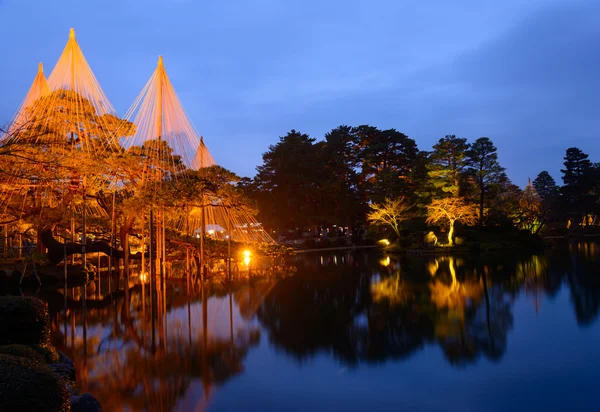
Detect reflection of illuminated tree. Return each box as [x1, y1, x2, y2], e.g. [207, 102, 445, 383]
[371, 274, 412, 307]
[428, 257, 483, 364]
[257, 257, 435, 365]
[256, 254, 519, 368]
[515, 255, 547, 313]
[527, 243, 600, 326]
[235, 279, 279, 320]
[42, 241, 600, 410]
[426, 257, 514, 365]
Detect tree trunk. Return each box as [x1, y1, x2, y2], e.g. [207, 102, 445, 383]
[37, 226, 46, 254]
[479, 178, 484, 227]
[481, 268, 495, 349]
[392, 224, 401, 240]
[119, 216, 135, 278]
[448, 220, 455, 246]
[121, 228, 130, 280]
[40, 229, 143, 266]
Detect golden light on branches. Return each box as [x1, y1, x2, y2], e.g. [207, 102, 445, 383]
[515, 179, 543, 233]
[0, 28, 273, 251]
[119, 56, 272, 242]
[426, 198, 477, 246]
[367, 197, 413, 239]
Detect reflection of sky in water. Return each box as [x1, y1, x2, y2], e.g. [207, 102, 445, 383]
[52, 244, 600, 411]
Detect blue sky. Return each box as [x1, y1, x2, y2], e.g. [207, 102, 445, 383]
[1, 0, 599, 186]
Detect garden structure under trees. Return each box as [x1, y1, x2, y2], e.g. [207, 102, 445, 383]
[0, 29, 276, 289]
[2, 29, 599, 278]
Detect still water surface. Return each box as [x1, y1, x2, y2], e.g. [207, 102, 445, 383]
[42, 242, 600, 411]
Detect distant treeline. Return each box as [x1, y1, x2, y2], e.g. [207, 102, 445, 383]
[239, 125, 597, 236]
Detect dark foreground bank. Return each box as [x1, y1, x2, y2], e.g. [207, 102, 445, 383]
[0, 295, 101, 412]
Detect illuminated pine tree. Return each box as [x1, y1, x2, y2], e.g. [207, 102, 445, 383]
[427, 135, 470, 198]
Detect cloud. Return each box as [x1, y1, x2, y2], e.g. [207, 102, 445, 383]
[1, 0, 596, 185]
[382, 0, 600, 183]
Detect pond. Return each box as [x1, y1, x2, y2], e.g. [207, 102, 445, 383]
[39, 241, 600, 411]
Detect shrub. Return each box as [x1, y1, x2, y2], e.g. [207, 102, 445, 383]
[0, 354, 70, 412]
[0, 344, 46, 363]
[424, 231, 438, 247]
[0, 297, 51, 346]
[29, 344, 61, 364]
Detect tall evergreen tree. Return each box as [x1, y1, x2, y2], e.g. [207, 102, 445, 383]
[561, 148, 591, 187]
[411, 150, 434, 212]
[560, 147, 595, 223]
[359, 128, 418, 203]
[466, 137, 505, 225]
[532, 171, 559, 202]
[427, 135, 470, 198]
[323, 125, 362, 229]
[253, 130, 326, 231]
[532, 170, 560, 224]
[348, 125, 380, 212]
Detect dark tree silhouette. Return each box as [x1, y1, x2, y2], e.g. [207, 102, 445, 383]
[466, 137, 505, 226]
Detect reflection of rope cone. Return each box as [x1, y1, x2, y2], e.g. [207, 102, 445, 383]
[64, 285, 260, 411]
[235, 280, 278, 319]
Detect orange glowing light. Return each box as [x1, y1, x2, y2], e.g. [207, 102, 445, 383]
[242, 250, 251, 267]
[380, 256, 391, 267]
[140, 272, 148, 283]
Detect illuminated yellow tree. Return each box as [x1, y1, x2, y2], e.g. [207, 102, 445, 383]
[367, 197, 413, 239]
[426, 198, 478, 246]
[514, 179, 544, 233]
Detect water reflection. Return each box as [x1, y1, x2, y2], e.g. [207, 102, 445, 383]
[37, 242, 600, 410]
[45, 281, 270, 411]
[257, 244, 600, 367]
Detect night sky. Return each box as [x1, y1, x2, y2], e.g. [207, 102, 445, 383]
[1, 0, 598, 186]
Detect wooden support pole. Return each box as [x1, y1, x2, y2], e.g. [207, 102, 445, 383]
[149, 208, 156, 353]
